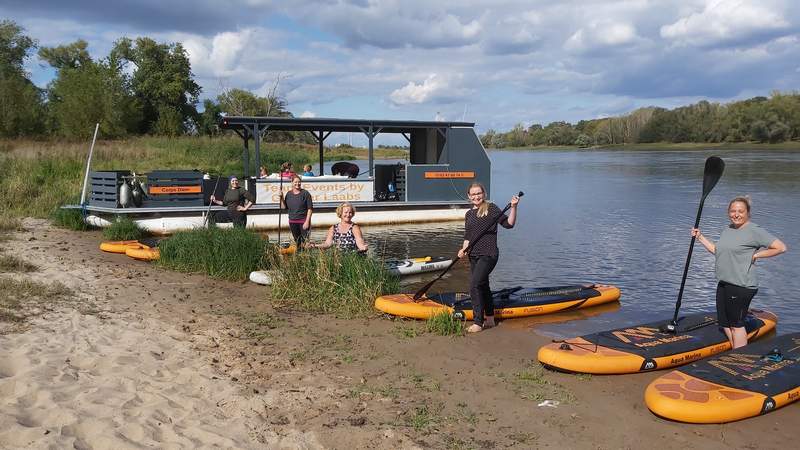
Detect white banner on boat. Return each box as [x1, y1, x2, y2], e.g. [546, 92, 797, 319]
[255, 179, 374, 204]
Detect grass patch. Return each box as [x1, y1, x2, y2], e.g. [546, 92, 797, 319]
[406, 403, 442, 433]
[426, 311, 465, 336]
[0, 254, 38, 272]
[51, 208, 89, 231]
[270, 249, 400, 318]
[394, 322, 422, 339]
[157, 227, 271, 280]
[103, 216, 146, 241]
[0, 278, 74, 324]
[0, 215, 22, 232]
[507, 363, 576, 404]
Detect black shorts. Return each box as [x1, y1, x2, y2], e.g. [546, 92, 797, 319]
[715, 281, 758, 328]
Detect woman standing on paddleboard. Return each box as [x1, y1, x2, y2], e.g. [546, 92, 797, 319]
[692, 196, 786, 348]
[458, 183, 520, 333]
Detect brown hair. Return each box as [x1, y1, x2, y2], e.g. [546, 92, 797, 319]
[467, 182, 489, 218]
[336, 202, 356, 218]
[728, 196, 751, 213]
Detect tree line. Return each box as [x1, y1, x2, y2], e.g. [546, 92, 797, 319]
[482, 94, 800, 148]
[1, 20, 307, 141]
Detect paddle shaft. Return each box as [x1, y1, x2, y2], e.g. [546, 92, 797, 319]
[203, 175, 223, 228]
[413, 192, 522, 301]
[672, 199, 706, 321]
[670, 157, 724, 327]
[278, 174, 284, 245]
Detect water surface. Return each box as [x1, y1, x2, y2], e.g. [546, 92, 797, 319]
[309, 149, 800, 337]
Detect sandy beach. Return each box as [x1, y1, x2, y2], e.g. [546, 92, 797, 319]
[1, 219, 797, 449]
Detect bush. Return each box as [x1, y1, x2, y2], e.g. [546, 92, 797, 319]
[157, 227, 271, 280]
[426, 311, 465, 336]
[270, 249, 400, 318]
[51, 208, 89, 231]
[102, 216, 145, 241]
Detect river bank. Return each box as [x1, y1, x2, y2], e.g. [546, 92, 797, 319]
[1, 220, 797, 449]
[491, 141, 800, 151]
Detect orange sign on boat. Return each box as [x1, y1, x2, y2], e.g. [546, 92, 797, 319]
[424, 171, 475, 179]
[149, 185, 202, 194]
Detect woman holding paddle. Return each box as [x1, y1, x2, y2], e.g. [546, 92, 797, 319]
[692, 196, 786, 349]
[458, 183, 520, 333]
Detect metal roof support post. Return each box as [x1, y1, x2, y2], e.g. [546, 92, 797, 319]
[242, 126, 251, 178]
[360, 126, 382, 177]
[253, 123, 260, 177]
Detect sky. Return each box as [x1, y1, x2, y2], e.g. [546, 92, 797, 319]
[3, 0, 799, 143]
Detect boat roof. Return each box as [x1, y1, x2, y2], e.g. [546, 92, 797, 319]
[219, 116, 475, 133]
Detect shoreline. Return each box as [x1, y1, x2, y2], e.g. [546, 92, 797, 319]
[489, 141, 800, 151]
[1, 220, 798, 448]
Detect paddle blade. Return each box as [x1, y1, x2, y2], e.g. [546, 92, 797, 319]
[701, 156, 725, 198]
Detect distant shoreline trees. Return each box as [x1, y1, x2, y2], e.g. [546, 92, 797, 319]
[481, 93, 800, 148]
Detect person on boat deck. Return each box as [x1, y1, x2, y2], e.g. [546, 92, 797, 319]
[302, 164, 315, 177]
[313, 202, 368, 252]
[258, 166, 269, 179]
[282, 175, 313, 249]
[209, 176, 253, 228]
[692, 196, 786, 349]
[280, 162, 296, 179]
[458, 183, 520, 333]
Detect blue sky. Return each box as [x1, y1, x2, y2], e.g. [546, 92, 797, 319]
[3, 0, 799, 142]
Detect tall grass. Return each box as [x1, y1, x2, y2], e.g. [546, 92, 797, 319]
[270, 249, 400, 318]
[0, 278, 74, 323]
[51, 208, 90, 231]
[102, 216, 146, 241]
[426, 311, 465, 336]
[157, 227, 272, 280]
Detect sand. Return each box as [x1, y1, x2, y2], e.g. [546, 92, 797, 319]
[1, 219, 797, 449]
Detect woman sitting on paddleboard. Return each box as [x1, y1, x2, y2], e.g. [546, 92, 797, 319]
[458, 183, 520, 333]
[692, 196, 786, 348]
[314, 202, 368, 252]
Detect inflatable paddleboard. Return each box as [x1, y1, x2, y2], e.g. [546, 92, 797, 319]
[538, 309, 777, 374]
[375, 284, 620, 320]
[645, 332, 800, 423]
[99, 240, 146, 254]
[384, 256, 452, 276]
[126, 246, 160, 261]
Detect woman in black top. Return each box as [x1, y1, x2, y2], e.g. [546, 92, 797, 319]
[457, 183, 520, 333]
[210, 176, 254, 228]
[281, 175, 313, 249]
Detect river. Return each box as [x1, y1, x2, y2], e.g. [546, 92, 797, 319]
[312, 149, 800, 337]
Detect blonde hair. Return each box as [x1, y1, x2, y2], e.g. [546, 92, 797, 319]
[467, 182, 489, 218]
[303, 164, 312, 171]
[729, 196, 752, 213]
[336, 202, 356, 218]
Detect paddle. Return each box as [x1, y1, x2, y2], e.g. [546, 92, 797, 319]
[412, 191, 524, 301]
[663, 156, 725, 332]
[202, 174, 223, 228]
[277, 172, 285, 246]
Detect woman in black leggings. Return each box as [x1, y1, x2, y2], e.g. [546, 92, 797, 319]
[457, 183, 520, 333]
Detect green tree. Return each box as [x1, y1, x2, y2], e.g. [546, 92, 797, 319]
[111, 37, 201, 135]
[0, 20, 45, 137]
[40, 40, 141, 138]
[197, 99, 222, 136]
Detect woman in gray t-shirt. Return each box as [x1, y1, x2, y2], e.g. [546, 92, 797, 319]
[692, 196, 786, 349]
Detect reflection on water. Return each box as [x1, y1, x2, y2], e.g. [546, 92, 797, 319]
[300, 150, 800, 338]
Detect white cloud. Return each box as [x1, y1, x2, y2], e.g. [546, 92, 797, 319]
[389, 74, 472, 105]
[564, 21, 639, 53]
[661, 0, 791, 47]
[299, 110, 316, 118]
